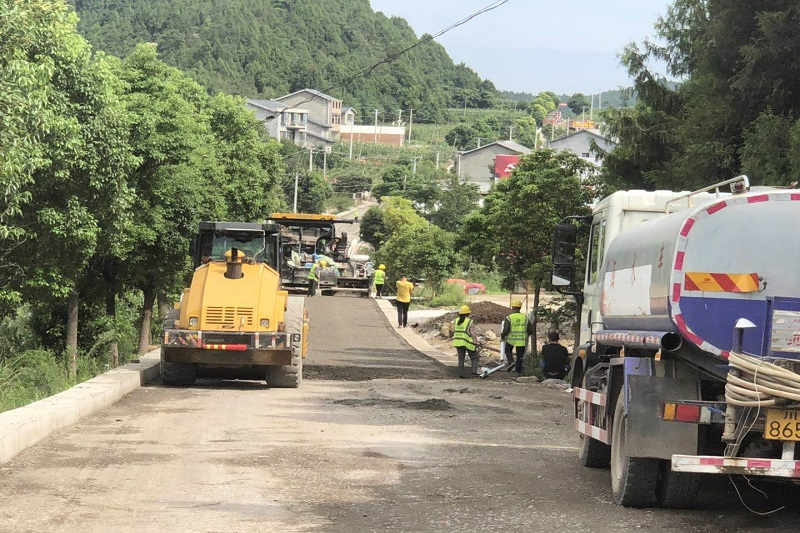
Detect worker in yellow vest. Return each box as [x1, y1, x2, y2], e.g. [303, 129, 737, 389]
[374, 264, 386, 298]
[308, 260, 326, 297]
[501, 299, 533, 374]
[452, 305, 480, 378]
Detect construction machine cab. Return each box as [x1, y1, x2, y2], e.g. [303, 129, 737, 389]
[193, 222, 281, 270]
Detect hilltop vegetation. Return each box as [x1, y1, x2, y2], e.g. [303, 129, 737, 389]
[71, 0, 495, 123]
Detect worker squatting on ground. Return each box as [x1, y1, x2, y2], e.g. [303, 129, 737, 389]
[540, 331, 571, 380]
[501, 300, 533, 374]
[374, 264, 386, 298]
[308, 259, 326, 297]
[395, 275, 414, 328]
[452, 305, 480, 378]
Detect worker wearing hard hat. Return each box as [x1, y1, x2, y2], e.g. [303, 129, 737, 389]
[374, 264, 386, 298]
[501, 299, 533, 374]
[308, 259, 326, 297]
[453, 305, 480, 378]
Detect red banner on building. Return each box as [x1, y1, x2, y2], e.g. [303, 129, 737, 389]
[495, 154, 521, 179]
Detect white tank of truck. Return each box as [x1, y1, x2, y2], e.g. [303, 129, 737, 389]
[597, 187, 800, 361]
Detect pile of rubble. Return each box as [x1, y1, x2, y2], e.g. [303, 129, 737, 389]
[416, 301, 512, 334]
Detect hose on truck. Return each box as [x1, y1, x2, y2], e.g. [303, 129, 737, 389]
[725, 352, 800, 407]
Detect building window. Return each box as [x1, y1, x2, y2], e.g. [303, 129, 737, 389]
[581, 152, 590, 158]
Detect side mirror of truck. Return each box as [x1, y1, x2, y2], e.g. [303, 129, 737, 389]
[551, 265, 574, 287]
[552, 223, 578, 265]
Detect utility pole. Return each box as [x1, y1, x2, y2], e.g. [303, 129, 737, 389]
[293, 173, 299, 213]
[509, 126, 513, 141]
[477, 137, 481, 149]
[398, 109, 403, 126]
[403, 175, 407, 190]
[374, 109, 379, 144]
[308, 147, 313, 172]
[590, 95, 594, 121]
[412, 157, 418, 176]
[435, 151, 440, 170]
[348, 125, 354, 159]
[407, 108, 413, 142]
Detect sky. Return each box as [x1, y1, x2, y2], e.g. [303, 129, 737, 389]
[369, 0, 673, 95]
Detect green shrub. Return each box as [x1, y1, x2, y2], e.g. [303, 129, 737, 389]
[429, 283, 466, 308]
[324, 193, 355, 213]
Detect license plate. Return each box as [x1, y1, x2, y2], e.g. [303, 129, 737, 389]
[764, 409, 800, 441]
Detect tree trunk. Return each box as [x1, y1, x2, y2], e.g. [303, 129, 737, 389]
[106, 290, 119, 368]
[138, 286, 156, 356]
[67, 288, 79, 380]
[531, 283, 541, 358]
[157, 291, 170, 318]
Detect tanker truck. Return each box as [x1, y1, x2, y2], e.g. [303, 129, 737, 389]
[552, 176, 800, 508]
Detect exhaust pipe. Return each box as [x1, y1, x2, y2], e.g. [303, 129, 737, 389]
[224, 248, 244, 279]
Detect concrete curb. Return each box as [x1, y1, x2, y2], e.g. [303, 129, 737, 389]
[374, 298, 457, 369]
[0, 349, 161, 463]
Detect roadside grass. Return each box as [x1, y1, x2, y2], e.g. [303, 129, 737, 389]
[0, 350, 108, 413]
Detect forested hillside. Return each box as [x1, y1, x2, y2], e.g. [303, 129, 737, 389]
[71, 0, 496, 123]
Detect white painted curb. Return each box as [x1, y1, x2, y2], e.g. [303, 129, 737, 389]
[0, 349, 161, 463]
[374, 298, 456, 369]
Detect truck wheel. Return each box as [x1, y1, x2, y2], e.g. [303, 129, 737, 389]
[161, 359, 197, 386]
[163, 308, 180, 331]
[578, 376, 610, 468]
[267, 296, 304, 388]
[657, 461, 700, 508]
[610, 387, 659, 507]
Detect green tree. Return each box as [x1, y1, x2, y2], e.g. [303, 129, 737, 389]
[381, 196, 427, 236]
[376, 224, 458, 292]
[5, 4, 137, 376]
[208, 93, 285, 221]
[568, 93, 590, 116]
[359, 206, 389, 250]
[280, 171, 333, 214]
[477, 150, 595, 353]
[111, 44, 226, 356]
[603, 0, 800, 190]
[428, 175, 480, 232]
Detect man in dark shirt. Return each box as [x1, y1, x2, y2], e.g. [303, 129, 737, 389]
[541, 331, 571, 380]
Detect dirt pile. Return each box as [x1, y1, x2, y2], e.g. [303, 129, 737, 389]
[416, 301, 512, 334]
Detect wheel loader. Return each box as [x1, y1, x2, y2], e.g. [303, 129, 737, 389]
[161, 222, 308, 387]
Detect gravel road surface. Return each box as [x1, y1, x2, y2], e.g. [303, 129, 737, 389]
[1, 297, 799, 532]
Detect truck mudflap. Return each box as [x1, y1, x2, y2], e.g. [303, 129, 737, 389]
[162, 329, 295, 365]
[672, 444, 800, 478]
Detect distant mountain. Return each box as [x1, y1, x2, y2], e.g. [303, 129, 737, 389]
[71, 0, 495, 123]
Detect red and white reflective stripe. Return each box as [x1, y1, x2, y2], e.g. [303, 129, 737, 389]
[670, 192, 800, 359]
[574, 387, 606, 406]
[575, 419, 609, 444]
[672, 454, 800, 478]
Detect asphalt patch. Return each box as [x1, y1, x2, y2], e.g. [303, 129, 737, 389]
[333, 397, 452, 411]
